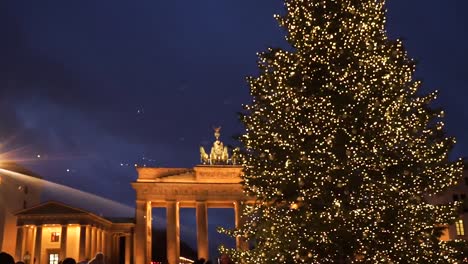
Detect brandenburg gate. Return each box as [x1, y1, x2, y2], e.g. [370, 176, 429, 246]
[132, 128, 252, 264]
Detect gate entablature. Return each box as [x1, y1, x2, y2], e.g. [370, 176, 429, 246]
[135, 165, 242, 183]
[133, 165, 245, 207]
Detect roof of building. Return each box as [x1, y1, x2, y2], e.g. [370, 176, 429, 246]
[0, 161, 42, 179]
[16, 201, 89, 215]
[15, 201, 135, 227]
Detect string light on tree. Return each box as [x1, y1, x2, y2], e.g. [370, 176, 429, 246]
[219, 0, 464, 263]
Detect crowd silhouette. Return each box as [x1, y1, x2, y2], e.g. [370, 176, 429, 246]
[0, 252, 106, 264]
[0, 251, 235, 264]
[0, 252, 15, 264]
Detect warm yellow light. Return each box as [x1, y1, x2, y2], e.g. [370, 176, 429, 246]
[456, 220, 465, 236]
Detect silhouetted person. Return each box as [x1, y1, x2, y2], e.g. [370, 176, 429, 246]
[88, 253, 104, 264]
[62, 258, 77, 264]
[0, 252, 15, 264]
[16, 261, 25, 264]
[205, 260, 213, 264]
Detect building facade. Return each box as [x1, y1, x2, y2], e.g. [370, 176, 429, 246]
[428, 168, 468, 241]
[15, 201, 134, 264]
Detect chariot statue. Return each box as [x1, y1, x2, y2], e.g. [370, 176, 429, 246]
[200, 127, 237, 165]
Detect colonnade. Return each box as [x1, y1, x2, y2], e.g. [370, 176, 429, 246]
[78, 225, 109, 261]
[110, 233, 133, 264]
[132, 165, 250, 264]
[135, 200, 246, 264]
[14, 224, 130, 264]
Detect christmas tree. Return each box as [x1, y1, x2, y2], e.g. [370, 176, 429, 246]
[221, 0, 464, 263]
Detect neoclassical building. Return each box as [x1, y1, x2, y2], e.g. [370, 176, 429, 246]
[15, 201, 134, 264]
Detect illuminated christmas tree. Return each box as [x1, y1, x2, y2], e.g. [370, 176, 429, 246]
[222, 0, 464, 263]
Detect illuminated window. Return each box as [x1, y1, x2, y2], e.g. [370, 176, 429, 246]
[51, 232, 60, 242]
[456, 220, 465, 236]
[49, 253, 59, 264]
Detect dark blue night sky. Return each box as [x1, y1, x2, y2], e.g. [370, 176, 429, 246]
[1, 0, 468, 258]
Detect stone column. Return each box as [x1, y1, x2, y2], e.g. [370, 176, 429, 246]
[125, 235, 131, 264]
[129, 231, 134, 264]
[60, 225, 68, 259]
[91, 226, 97, 257]
[85, 225, 91, 259]
[146, 201, 152, 262]
[25, 226, 35, 257]
[110, 235, 115, 264]
[99, 229, 104, 253]
[99, 230, 104, 253]
[34, 226, 42, 264]
[234, 201, 248, 250]
[105, 231, 112, 264]
[96, 229, 100, 253]
[166, 201, 180, 264]
[15, 226, 25, 261]
[196, 201, 209, 260]
[135, 200, 151, 264]
[79, 225, 88, 261]
[113, 235, 120, 264]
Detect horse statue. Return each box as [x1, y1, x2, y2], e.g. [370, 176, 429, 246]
[200, 146, 210, 164]
[231, 147, 240, 165]
[222, 146, 229, 162]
